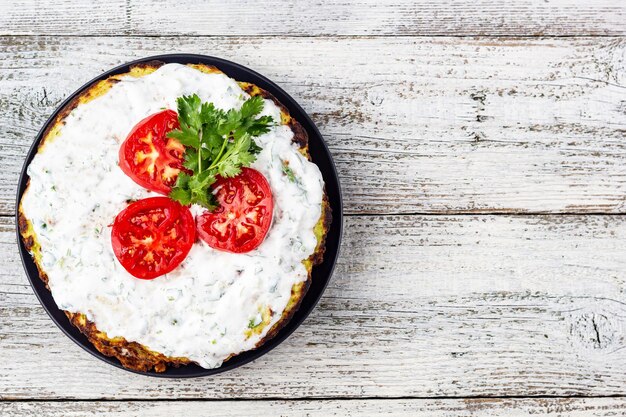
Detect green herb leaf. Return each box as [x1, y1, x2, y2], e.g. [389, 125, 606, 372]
[169, 187, 192, 206]
[249, 139, 262, 155]
[167, 94, 274, 209]
[282, 161, 297, 183]
[167, 123, 201, 148]
[219, 159, 241, 178]
[240, 95, 265, 119]
[237, 150, 256, 166]
[247, 115, 274, 136]
[176, 95, 203, 129]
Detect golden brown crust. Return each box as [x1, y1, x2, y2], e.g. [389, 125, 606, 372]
[18, 62, 331, 373]
[65, 311, 190, 372]
[18, 203, 49, 287]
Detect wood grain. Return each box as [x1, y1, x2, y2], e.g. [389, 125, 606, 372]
[1, 0, 624, 36]
[1, 36, 625, 215]
[3, 213, 626, 399]
[0, 0, 127, 36]
[2, 398, 626, 416]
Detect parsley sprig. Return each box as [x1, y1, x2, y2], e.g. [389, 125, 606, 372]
[167, 94, 273, 209]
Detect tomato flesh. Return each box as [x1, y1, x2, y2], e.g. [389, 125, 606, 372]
[111, 197, 195, 279]
[119, 109, 184, 194]
[197, 168, 273, 253]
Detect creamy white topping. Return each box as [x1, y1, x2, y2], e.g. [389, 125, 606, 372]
[21, 64, 324, 368]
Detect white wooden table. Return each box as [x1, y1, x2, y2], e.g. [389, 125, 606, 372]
[2, 1, 626, 415]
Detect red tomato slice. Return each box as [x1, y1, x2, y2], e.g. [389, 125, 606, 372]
[197, 168, 274, 253]
[111, 197, 195, 279]
[119, 109, 184, 194]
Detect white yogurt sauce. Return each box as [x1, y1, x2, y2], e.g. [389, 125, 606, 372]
[21, 64, 324, 368]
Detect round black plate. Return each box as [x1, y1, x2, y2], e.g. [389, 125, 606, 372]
[15, 54, 343, 377]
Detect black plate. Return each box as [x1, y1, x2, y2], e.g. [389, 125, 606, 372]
[15, 54, 343, 377]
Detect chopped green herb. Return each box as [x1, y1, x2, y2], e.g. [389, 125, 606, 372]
[167, 296, 175, 301]
[167, 94, 273, 209]
[171, 319, 178, 325]
[248, 314, 263, 329]
[281, 161, 297, 182]
[211, 339, 217, 345]
[50, 185, 56, 191]
[41, 222, 47, 229]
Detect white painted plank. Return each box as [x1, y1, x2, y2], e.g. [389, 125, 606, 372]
[0, 0, 127, 35]
[128, 0, 626, 36]
[1, 36, 626, 215]
[1, 0, 625, 36]
[1, 398, 625, 416]
[2, 214, 626, 398]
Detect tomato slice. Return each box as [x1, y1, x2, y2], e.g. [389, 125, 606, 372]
[119, 109, 184, 194]
[197, 168, 274, 253]
[111, 197, 195, 279]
